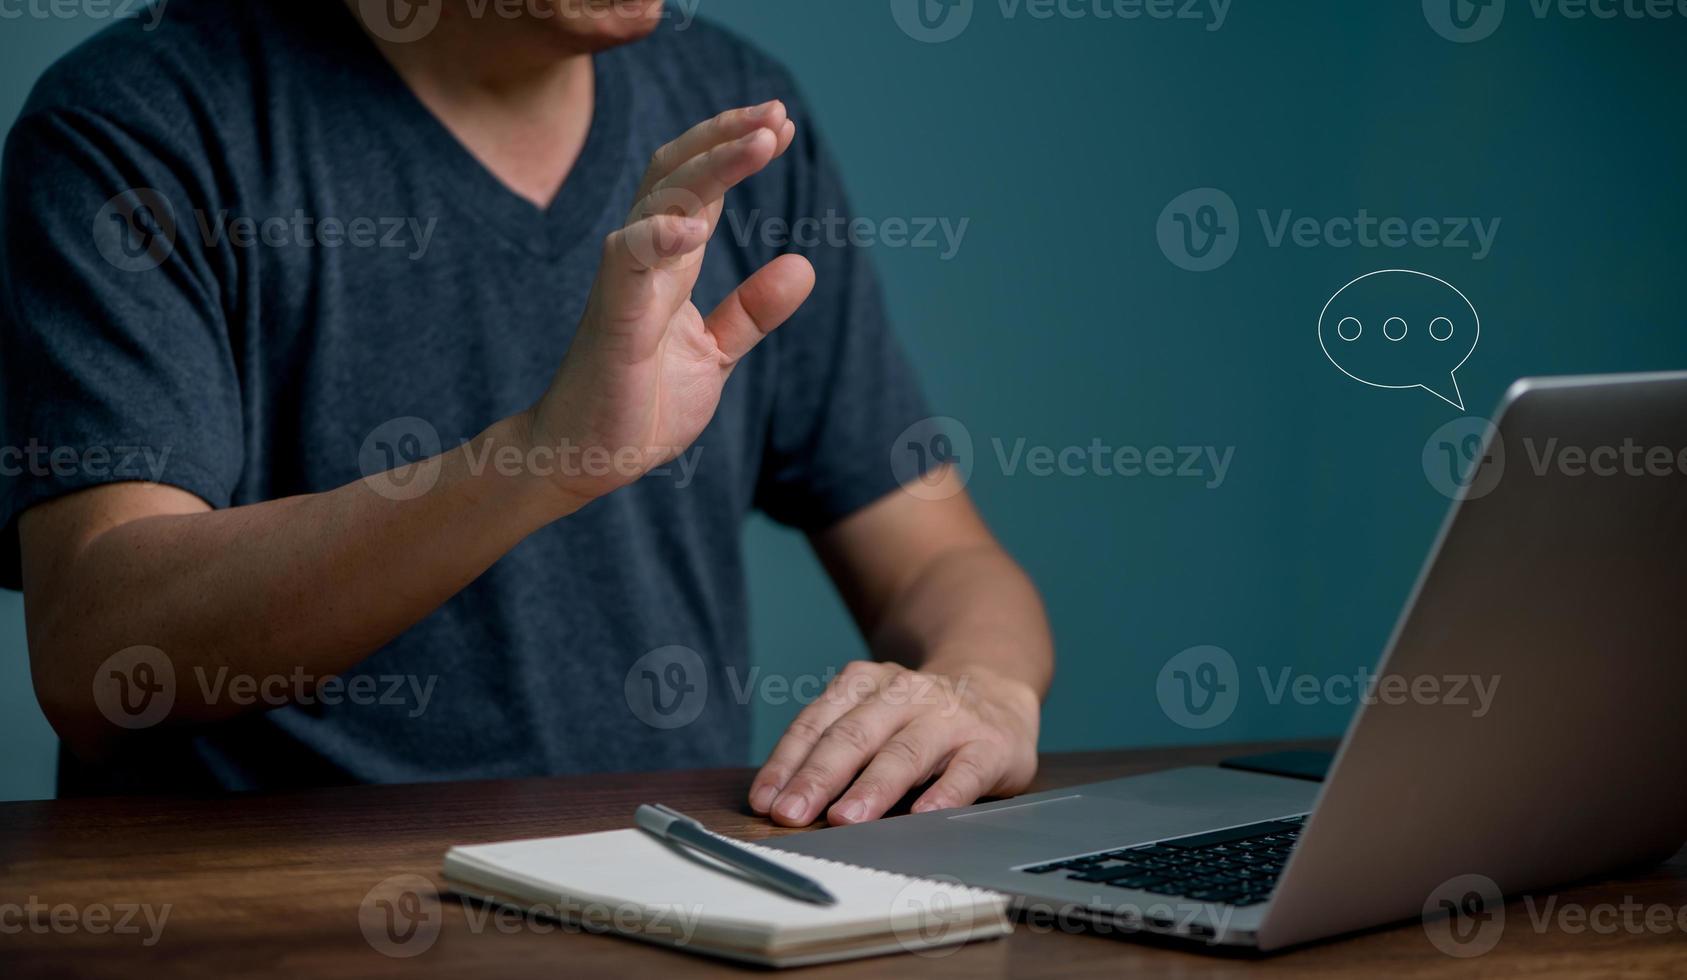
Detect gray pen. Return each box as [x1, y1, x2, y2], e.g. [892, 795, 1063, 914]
[634, 804, 838, 906]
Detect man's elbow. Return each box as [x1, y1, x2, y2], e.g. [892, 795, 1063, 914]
[26, 620, 138, 763]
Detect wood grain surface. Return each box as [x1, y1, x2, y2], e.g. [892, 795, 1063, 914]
[3, 740, 1682, 978]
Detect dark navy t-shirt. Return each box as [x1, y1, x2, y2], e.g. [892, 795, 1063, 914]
[0, 0, 930, 793]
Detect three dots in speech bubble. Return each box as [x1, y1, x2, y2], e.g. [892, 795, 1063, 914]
[1318, 269, 1480, 410]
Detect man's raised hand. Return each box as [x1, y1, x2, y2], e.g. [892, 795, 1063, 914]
[525, 101, 813, 510]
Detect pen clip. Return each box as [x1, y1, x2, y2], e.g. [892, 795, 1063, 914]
[636, 802, 705, 838]
[649, 803, 697, 826]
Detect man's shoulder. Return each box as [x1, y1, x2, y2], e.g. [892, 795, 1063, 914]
[19, 0, 267, 125]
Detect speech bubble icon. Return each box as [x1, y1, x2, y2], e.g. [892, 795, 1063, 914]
[1318, 269, 1479, 410]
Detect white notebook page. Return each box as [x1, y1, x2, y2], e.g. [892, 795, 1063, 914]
[444, 827, 1010, 958]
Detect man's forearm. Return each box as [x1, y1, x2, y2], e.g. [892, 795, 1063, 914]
[24, 413, 570, 755]
[867, 543, 1054, 698]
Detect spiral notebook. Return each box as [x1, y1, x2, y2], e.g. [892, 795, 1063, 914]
[441, 827, 1012, 967]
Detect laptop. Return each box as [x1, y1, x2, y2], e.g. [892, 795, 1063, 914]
[767, 371, 1687, 950]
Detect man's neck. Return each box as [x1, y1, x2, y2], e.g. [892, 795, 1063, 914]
[355, 6, 596, 209]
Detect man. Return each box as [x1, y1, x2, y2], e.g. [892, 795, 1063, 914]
[0, 0, 1052, 827]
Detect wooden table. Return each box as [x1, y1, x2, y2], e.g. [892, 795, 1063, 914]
[3, 741, 1683, 977]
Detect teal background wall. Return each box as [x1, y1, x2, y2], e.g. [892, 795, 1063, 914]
[2, 2, 1684, 800]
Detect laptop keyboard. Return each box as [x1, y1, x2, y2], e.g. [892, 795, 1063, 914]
[1018, 814, 1308, 908]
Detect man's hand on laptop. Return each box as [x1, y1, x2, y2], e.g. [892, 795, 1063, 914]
[750, 660, 1040, 826]
[523, 101, 813, 512]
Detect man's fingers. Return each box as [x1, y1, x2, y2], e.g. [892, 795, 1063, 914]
[911, 741, 1003, 815]
[770, 697, 915, 827]
[705, 253, 815, 363]
[591, 213, 711, 333]
[636, 100, 788, 201]
[631, 126, 779, 227]
[611, 213, 711, 274]
[749, 662, 886, 815]
[826, 720, 950, 825]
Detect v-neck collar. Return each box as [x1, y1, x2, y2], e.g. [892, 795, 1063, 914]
[321, 0, 635, 260]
